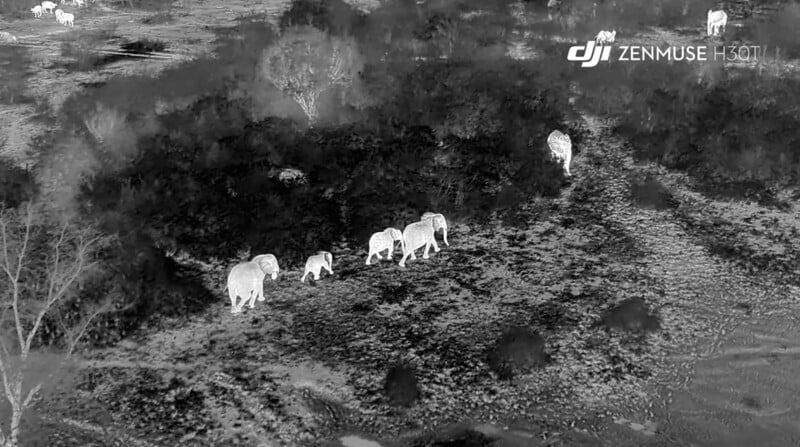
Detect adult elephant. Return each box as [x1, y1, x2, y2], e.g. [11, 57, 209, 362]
[226, 254, 280, 314]
[398, 219, 439, 268]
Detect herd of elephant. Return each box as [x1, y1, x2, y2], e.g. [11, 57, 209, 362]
[225, 129, 573, 314]
[225, 212, 450, 314]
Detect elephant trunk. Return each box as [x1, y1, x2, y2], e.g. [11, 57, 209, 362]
[443, 226, 449, 246]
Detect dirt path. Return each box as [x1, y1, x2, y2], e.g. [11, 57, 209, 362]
[569, 111, 800, 445]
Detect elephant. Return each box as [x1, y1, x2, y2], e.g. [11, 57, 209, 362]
[707, 9, 727, 37]
[398, 219, 439, 268]
[301, 251, 333, 282]
[595, 30, 616, 45]
[547, 130, 572, 177]
[226, 254, 280, 314]
[420, 212, 449, 246]
[366, 228, 404, 265]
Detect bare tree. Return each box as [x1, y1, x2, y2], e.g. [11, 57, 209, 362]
[259, 26, 363, 125]
[0, 202, 120, 447]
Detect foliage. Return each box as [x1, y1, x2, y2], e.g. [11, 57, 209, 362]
[0, 46, 34, 106]
[0, 203, 119, 446]
[384, 363, 420, 407]
[259, 26, 365, 124]
[599, 298, 661, 333]
[278, 0, 367, 37]
[0, 162, 35, 209]
[629, 174, 677, 210]
[485, 326, 549, 380]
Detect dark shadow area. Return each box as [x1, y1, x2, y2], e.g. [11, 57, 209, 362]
[55, 38, 169, 71]
[598, 297, 661, 333]
[629, 174, 678, 210]
[384, 363, 420, 407]
[485, 326, 549, 380]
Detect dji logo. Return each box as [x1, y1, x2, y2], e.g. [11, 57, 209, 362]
[567, 41, 612, 68]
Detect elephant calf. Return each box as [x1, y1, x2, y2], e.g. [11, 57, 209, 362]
[547, 130, 572, 177]
[366, 228, 403, 265]
[226, 254, 280, 314]
[302, 251, 334, 282]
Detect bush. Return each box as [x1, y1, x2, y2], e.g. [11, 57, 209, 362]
[0, 45, 34, 105]
[620, 69, 800, 200]
[485, 326, 549, 380]
[599, 298, 661, 333]
[0, 161, 36, 208]
[383, 363, 420, 407]
[629, 174, 677, 210]
[278, 0, 367, 36]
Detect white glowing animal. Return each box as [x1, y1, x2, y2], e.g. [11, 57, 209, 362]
[226, 254, 280, 314]
[0, 32, 17, 43]
[55, 8, 63, 23]
[547, 130, 572, 177]
[366, 228, 403, 265]
[398, 219, 439, 268]
[61, 11, 74, 26]
[420, 212, 449, 246]
[301, 251, 333, 282]
[707, 9, 727, 37]
[595, 30, 616, 45]
[40, 1, 56, 13]
[74, 0, 84, 7]
[31, 5, 43, 17]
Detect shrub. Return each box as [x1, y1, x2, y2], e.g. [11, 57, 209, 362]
[485, 326, 549, 380]
[278, 0, 367, 36]
[599, 298, 661, 333]
[383, 363, 420, 407]
[629, 174, 677, 210]
[0, 160, 36, 208]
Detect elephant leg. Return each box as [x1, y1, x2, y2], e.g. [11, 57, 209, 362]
[314, 269, 320, 280]
[399, 252, 409, 267]
[230, 295, 240, 314]
[423, 242, 431, 259]
[301, 271, 309, 283]
[387, 247, 393, 258]
[432, 236, 440, 253]
[247, 292, 256, 308]
[366, 252, 373, 265]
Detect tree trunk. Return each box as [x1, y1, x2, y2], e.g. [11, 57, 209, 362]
[7, 407, 21, 447]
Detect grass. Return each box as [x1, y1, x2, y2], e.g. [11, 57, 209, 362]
[141, 11, 173, 24]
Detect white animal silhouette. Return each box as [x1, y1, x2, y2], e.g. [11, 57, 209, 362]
[61, 11, 74, 26]
[226, 254, 280, 314]
[74, 0, 85, 7]
[301, 251, 333, 282]
[40, 1, 56, 13]
[31, 5, 43, 17]
[366, 228, 403, 265]
[707, 9, 727, 36]
[595, 30, 616, 45]
[55, 8, 64, 23]
[547, 130, 572, 177]
[0, 32, 17, 43]
[399, 219, 439, 268]
[420, 212, 449, 246]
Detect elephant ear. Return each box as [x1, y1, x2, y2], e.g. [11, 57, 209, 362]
[253, 255, 277, 274]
